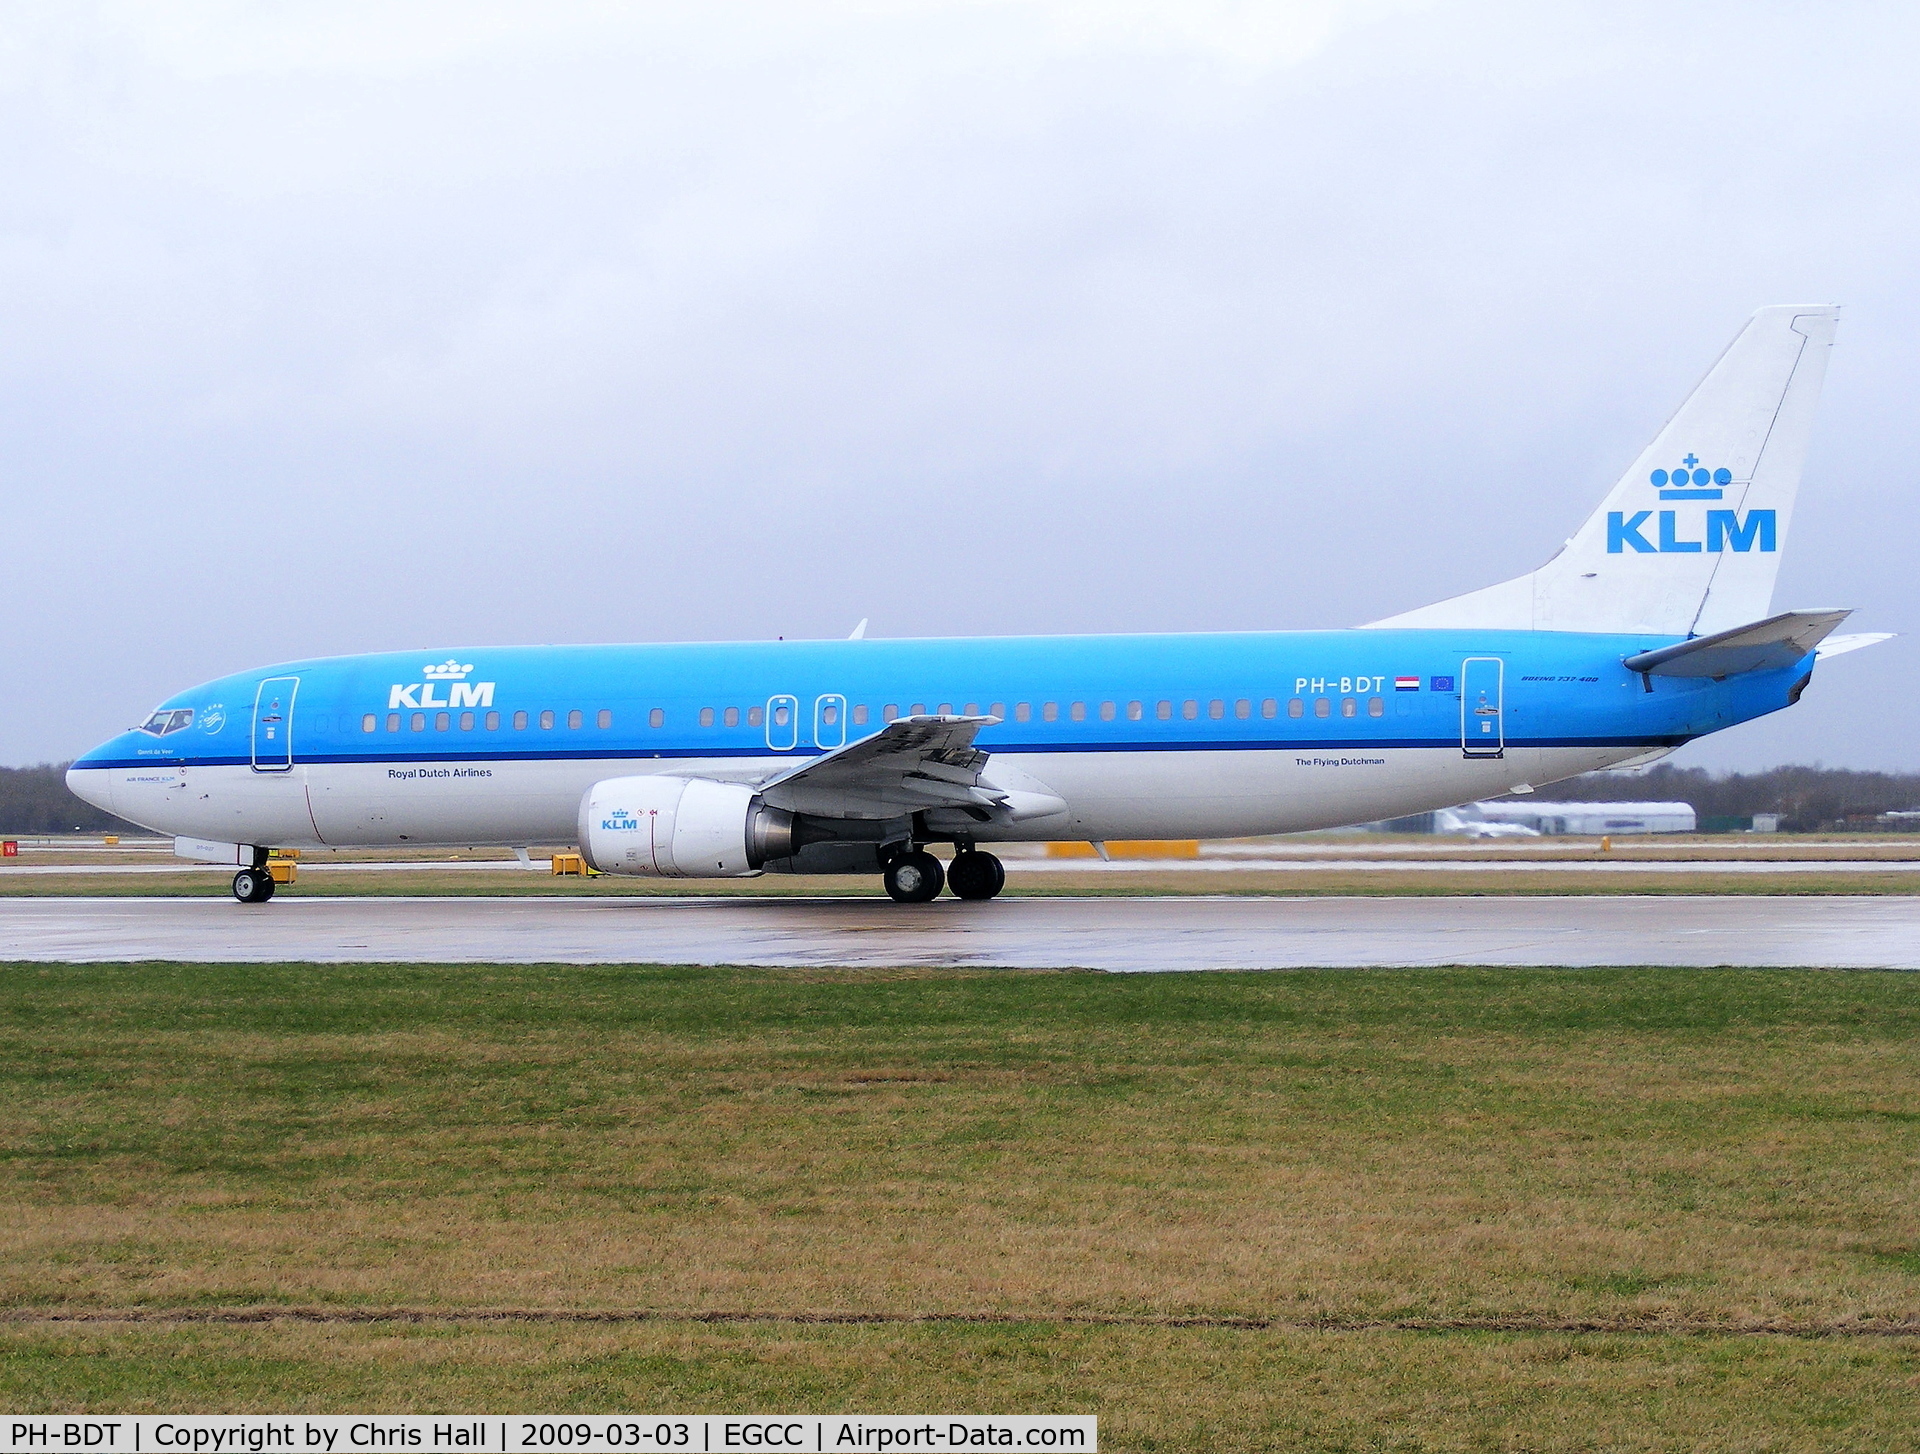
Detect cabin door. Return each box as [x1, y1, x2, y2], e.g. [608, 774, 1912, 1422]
[1460, 657, 1504, 759]
[251, 676, 299, 772]
[765, 695, 800, 751]
[814, 694, 847, 750]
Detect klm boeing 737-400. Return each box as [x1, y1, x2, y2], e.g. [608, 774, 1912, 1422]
[68, 305, 1890, 904]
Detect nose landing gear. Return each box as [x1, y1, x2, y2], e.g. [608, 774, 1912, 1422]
[231, 867, 275, 904]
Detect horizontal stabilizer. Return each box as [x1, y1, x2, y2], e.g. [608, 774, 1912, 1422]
[1623, 609, 1850, 679]
[1815, 632, 1895, 660]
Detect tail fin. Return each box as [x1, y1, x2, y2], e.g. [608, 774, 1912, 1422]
[1367, 305, 1840, 636]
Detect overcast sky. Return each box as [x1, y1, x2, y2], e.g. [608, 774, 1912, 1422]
[4, 0, 1915, 771]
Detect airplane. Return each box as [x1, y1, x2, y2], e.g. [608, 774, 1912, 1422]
[68, 304, 1890, 905]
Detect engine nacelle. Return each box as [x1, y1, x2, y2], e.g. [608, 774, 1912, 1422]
[578, 775, 794, 878]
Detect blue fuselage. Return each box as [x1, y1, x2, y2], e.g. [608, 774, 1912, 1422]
[68, 627, 1811, 852]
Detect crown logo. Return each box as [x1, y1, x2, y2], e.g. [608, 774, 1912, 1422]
[1651, 453, 1732, 500]
[422, 659, 474, 680]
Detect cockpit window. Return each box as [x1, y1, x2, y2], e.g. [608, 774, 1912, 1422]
[139, 708, 195, 736]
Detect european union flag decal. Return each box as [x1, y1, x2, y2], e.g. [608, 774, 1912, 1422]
[1430, 675, 1455, 692]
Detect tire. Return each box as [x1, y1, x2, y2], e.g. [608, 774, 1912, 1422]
[883, 850, 945, 904]
[947, 851, 1005, 901]
[231, 868, 274, 904]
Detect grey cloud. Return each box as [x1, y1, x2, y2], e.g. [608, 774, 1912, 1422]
[2, 0, 1913, 770]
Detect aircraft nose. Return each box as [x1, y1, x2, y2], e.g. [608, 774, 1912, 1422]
[66, 758, 116, 815]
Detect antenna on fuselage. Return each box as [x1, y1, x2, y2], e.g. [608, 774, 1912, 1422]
[848, 618, 869, 640]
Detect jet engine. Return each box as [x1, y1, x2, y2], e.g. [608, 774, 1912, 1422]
[578, 775, 796, 878]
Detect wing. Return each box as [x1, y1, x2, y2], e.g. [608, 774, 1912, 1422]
[757, 715, 1006, 819]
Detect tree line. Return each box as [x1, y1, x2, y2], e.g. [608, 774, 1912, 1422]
[1514, 763, 1920, 832]
[0, 764, 147, 835]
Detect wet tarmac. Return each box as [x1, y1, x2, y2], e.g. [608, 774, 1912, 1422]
[3, 894, 1917, 970]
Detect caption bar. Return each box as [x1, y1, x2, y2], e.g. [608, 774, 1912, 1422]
[3, 1420, 1095, 1454]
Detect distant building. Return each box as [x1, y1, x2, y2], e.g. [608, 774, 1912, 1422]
[1468, 801, 1698, 835]
[1378, 801, 1699, 836]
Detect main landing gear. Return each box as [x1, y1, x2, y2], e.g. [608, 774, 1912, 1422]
[881, 847, 1005, 903]
[946, 849, 1006, 901]
[231, 867, 275, 904]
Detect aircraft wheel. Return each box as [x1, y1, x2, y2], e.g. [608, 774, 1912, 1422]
[883, 850, 945, 904]
[947, 850, 1005, 901]
[232, 868, 275, 904]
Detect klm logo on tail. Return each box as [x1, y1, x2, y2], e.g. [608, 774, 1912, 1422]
[1608, 509, 1775, 554]
[1610, 452, 1774, 554]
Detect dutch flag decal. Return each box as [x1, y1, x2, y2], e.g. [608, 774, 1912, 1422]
[1394, 676, 1421, 691]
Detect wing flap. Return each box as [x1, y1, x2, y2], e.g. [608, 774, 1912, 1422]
[759, 714, 1005, 820]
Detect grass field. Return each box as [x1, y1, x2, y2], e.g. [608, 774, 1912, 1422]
[5, 961, 1920, 1447]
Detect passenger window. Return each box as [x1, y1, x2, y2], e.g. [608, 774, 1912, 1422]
[568, 709, 583, 729]
[514, 711, 528, 730]
[599, 709, 614, 728]
[964, 702, 979, 716]
[884, 704, 900, 721]
[1043, 702, 1059, 722]
[387, 712, 401, 732]
[1070, 702, 1086, 722]
[1015, 702, 1032, 722]
[312, 714, 329, 734]
[700, 707, 715, 727]
[1314, 698, 1331, 719]
[989, 702, 1005, 720]
[485, 711, 500, 730]
[1208, 700, 1225, 720]
[1368, 696, 1385, 717]
[748, 706, 763, 726]
[774, 703, 791, 726]
[723, 707, 738, 727]
[411, 713, 426, 731]
[1341, 697, 1358, 718]
[459, 711, 474, 730]
[937, 702, 952, 716]
[822, 703, 839, 725]
[1157, 701, 1172, 721]
[362, 714, 377, 733]
[1287, 698, 1304, 719]
[435, 712, 450, 731]
[1126, 701, 1143, 721]
[853, 705, 869, 725]
[1099, 701, 1116, 721]
[910, 703, 926, 716]
[648, 708, 664, 728]
[1182, 700, 1198, 720]
[1235, 699, 1251, 719]
[540, 710, 555, 729]
[1262, 698, 1277, 718]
